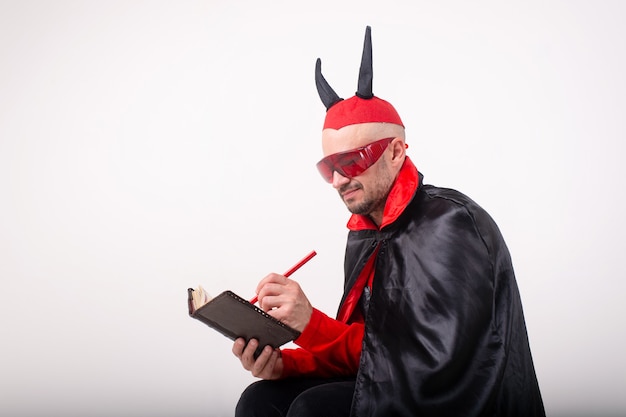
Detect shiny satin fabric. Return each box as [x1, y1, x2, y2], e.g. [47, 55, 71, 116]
[340, 178, 545, 416]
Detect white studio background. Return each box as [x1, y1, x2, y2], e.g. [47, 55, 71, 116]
[1, 1, 624, 416]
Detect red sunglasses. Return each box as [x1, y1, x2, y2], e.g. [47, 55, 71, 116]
[316, 137, 395, 183]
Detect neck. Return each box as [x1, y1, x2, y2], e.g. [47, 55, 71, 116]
[369, 209, 383, 228]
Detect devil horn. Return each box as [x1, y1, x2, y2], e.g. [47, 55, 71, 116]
[356, 26, 373, 99]
[315, 58, 343, 110]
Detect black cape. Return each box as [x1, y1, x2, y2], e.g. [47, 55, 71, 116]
[340, 174, 545, 416]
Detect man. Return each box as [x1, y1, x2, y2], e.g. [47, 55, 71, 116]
[233, 26, 545, 417]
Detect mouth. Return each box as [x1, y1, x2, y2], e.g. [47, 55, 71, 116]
[340, 186, 361, 201]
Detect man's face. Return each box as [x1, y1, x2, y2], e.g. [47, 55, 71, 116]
[334, 156, 394, 217]
[321, 123, 399, 219]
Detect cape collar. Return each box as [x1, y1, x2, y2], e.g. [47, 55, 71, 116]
[346, 156, 420, 231]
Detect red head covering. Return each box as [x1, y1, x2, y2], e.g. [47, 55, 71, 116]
[323, 95, 404, 130]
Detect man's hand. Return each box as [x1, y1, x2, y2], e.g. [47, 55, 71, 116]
[255, 273, 313, 332]
[232, 338, 283, 380]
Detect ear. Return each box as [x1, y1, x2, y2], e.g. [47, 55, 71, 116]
[389, 138, 407, 167]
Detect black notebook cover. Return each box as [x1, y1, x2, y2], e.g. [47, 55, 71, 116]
[188, 289, 301, 357]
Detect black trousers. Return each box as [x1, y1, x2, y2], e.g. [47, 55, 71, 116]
[235, 377, 356, 417]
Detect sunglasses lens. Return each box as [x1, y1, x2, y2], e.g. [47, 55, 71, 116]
[316, 160, 334, 183]
[316, 137, 394, 183]
[336, 153, 367, 178]
[317, 152, 366, 183]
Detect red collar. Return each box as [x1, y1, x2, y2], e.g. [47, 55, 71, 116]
[346, 157, 420, 231]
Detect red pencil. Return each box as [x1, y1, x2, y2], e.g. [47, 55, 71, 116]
[249, 250, 317, 304]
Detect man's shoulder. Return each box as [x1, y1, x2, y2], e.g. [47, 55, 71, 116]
[415, 183, 504, 243]
[419, 183, 479, 209]
[414, 183, 496, 226]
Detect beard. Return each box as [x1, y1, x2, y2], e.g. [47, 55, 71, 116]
[338, 160, 393, 217]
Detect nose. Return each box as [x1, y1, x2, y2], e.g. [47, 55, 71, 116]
[332, 171, 350, 189]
